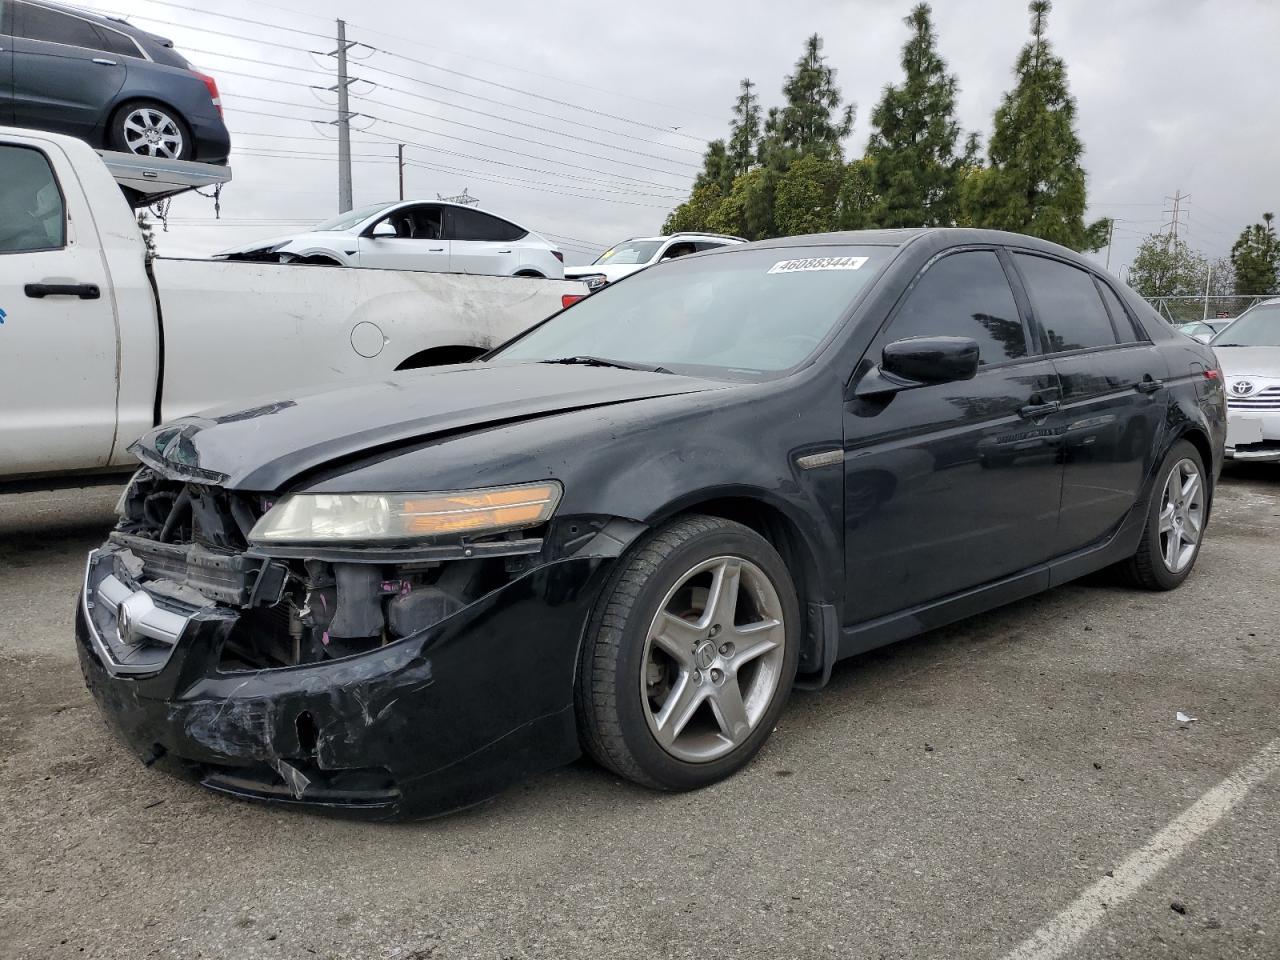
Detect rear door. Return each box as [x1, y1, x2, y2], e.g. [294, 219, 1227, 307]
[1010, 252, 1169, 557]
[0, 139, 118, 474]
[9, 1, 126, 141]
[445, 207, 526, 276]
[843, 247, 1064, 622]
[357, 203, 450, 272]
[0, 3, 15, 124]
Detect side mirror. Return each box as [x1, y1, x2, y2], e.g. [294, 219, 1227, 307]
[855, 336, 980, 398]
[371, 221, 397, 238]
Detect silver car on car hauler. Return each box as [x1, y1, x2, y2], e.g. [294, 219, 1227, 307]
[1213, 299, 1280, 462]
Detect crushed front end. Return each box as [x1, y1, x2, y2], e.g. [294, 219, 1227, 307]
[77, 469, 637, 818]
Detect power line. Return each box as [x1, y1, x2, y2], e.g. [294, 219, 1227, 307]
[350, 91, 697, 176]
[226, 107, 687, 199]
[122, 0, 723, 127]
[402, 158, 672, 210]
[370, 45, 711, 144]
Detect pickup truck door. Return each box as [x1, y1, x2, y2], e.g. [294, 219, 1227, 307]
[9, 1, 127, 142]
[357, 203, 450, 272]
[0, 140, 118, 475]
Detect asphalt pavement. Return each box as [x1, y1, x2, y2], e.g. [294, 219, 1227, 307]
[1, 467, 1277, 960]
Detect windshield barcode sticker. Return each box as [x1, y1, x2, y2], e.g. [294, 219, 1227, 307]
[768, 256, 868, 274]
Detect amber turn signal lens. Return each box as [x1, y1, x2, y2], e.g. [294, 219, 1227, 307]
[401, 483, 561, 536]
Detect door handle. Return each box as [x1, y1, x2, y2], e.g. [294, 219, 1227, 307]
[92, 58, 117, 66]
[496, 249, 512, 254]
[1018, 399, 1060, 419]
[25, 282, 101, 300]
[1135, 376, 1163, 394]
[428, 248, 444, 252]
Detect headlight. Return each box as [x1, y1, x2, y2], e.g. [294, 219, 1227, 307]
[248, 481, 562, 545]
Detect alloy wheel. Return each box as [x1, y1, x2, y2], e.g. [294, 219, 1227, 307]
[1158, 458, 1204, 573]
[641, 556, 787, 763]
[122, 107, 185, 159]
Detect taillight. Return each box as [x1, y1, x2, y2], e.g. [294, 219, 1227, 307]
[561, 294, 586, 309]
[195, 71, 222, 117]
[552, 250, 564, 263]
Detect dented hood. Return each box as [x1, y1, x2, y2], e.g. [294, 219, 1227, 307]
[131, 362, 723, 491]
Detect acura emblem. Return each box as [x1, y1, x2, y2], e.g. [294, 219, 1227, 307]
[1232, 380, 1255, 396]
[116, 601, 134, 646]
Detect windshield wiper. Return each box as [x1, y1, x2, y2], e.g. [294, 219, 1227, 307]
[540, 355, 671, 373]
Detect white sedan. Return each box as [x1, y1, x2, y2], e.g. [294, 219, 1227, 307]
[217, 200, 565, 279]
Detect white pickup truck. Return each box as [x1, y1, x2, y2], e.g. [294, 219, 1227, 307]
[0, 127, 584, 481]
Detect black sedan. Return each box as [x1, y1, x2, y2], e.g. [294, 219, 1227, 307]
[78, 229, 1227, 818]
[0, 0, 229, 163]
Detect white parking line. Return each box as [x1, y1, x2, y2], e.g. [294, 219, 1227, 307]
[1001, 736, 1280, 960]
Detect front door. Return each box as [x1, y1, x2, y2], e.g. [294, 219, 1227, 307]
[0, 140, 118, 475]
[9, 2, 126, 141]
[357, 204, 450, 272]
[843, 248, 1064, 623]
[1010, 253, 1170, 555]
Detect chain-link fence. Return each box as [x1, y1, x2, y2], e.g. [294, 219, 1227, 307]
[1145, 294, 1280, 324]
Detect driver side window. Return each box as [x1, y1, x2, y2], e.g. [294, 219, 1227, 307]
[887, 250, 1028, 365]
[0, 145, 66, 254]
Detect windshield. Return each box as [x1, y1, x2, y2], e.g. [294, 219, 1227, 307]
[311, 202, 392, 233]
[594, 240, 663, 265]
[1213, 304, 1280, 347]
[494, 246, 893, 379]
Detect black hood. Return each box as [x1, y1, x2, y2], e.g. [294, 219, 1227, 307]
[131, 362, 724, 491]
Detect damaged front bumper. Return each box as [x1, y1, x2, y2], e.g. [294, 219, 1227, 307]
[76, 541, 617, 819]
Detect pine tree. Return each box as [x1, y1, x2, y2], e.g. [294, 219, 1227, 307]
[865, 3, 972, 227]
[964, 1, 1105, 250]
[1230, 212, 1280, 294]
[726, 79, 762, 178]
[762, 34, 854, 165]
[692, 139, 732, 195]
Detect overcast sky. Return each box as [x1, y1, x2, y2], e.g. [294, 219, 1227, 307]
[96, 0, 1278, 274]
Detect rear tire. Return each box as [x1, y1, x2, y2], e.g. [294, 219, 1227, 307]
[1120, 439, 1208, 590]
[575, 515, 801, 791]
[110, 100, 192, 161]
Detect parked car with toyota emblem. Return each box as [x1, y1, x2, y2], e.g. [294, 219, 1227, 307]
[1212, 299, 1280, 462]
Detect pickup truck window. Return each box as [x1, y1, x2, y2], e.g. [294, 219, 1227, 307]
[0, 145, 66, 254]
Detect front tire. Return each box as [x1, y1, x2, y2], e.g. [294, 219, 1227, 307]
[1120, 439, 1208, 590]
[576, 515, 801, 791]
[110, 100, 191, 160]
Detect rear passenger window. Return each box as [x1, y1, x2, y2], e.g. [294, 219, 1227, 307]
[95, 26, 143, 58]
[1097, 281, 1144, 343]
[888, 250, 1027, 365]
[1015, 254, 1118, 353]
[0, 145, 66, 253]
[448, 208, 527, 242]
[16, 3, 113, 52]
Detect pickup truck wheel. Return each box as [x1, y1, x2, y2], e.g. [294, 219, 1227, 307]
[110, 100, 191, 161]
[576, 515, 801, 791]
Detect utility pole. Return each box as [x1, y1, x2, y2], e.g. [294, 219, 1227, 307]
[334, 19, 353, 213]
[1162, 190, 1189, 248]
[1104, 218, 1116, 271]
[397, 144, 405, 201]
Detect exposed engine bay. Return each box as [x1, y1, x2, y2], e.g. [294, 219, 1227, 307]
[113, 469, 539, 670]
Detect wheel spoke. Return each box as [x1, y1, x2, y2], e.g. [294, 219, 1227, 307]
[1181, 471, 1201, 504]
[651, 613, 700, 667]
[732, 619, 783, 666]
[708, 677, 751, 744]
[1164, 528, 1179, 569]
[702, 559, 741, 630]
[1185, 511, 1202, 539]
[652, 674, 704, 745]
[1158, 503, 1176, 534]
